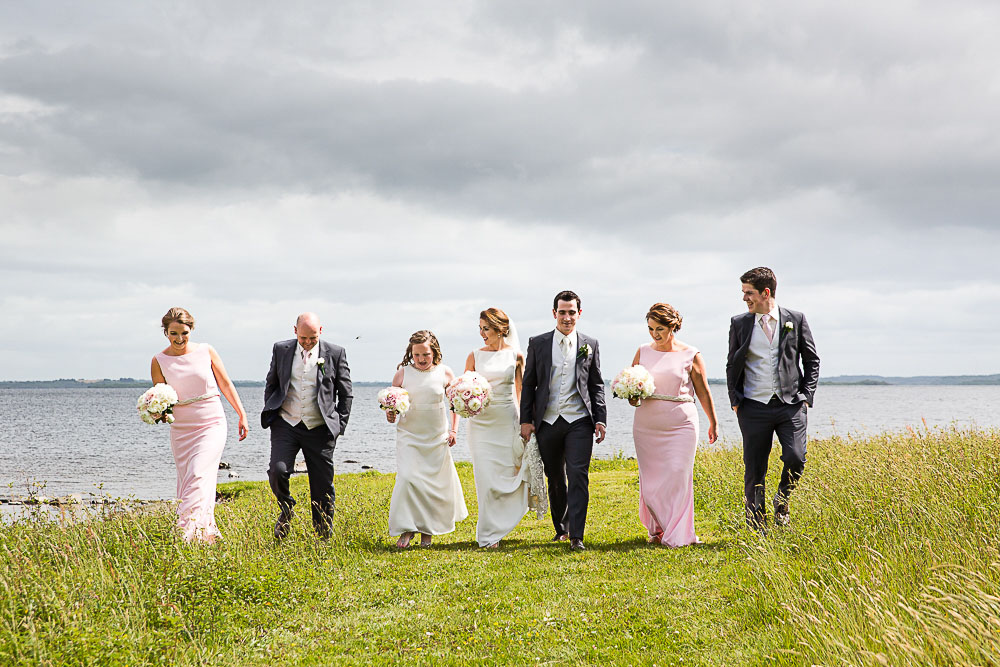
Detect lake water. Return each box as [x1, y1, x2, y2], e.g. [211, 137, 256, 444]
[2, 385, 997, 501]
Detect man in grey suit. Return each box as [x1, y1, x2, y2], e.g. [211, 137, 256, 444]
[262, 312, 352, 540]
[520, 290, 607, 551]
[726, 267, 819, 531]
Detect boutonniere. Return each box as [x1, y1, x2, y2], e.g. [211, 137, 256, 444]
[317, 357, 326, 376]
[577, 343, 591, 360]
[783, 322, 793, 332]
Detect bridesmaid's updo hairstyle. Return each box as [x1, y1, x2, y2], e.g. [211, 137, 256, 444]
[646, 303, 682, 333]
[479, 307, 510, 338]
[398, 330, 443, 369]
[162, 307, 195, 332]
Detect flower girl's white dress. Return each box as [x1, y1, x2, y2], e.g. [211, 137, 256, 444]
[388, 365, 468, 536]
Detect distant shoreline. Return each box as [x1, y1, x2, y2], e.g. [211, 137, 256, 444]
[3, 374, 1000, 387]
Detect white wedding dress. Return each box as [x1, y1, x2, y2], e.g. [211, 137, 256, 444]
[388, 365, 468, 536]
[468, 348, 530, 546]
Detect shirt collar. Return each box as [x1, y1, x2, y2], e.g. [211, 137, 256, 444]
[554, 329, 577, 347]
[296, 342, 320, 359]
[758, 304, 779, 324]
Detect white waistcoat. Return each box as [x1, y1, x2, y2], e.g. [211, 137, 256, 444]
[542, 330, 588, 424]
[743, 313, 780, 404]
[281, 344, 325, 429]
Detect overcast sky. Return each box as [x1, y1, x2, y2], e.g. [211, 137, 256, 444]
[2, 1, 999, 382]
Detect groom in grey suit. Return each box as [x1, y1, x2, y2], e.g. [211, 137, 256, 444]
[520, 291, 607, 551]
[262, 312, 353, 540]
[727, 267, 819, 531]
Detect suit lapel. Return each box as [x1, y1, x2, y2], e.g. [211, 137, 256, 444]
[777, 308, 791, 348]
[279, 340, 294, 392]
[317, 340, 333, 382]
[575, 333, 590, 396]
[538, 332, 554, 380]
[741, 313, 755, 351]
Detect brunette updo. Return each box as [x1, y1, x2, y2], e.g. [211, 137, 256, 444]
[161, 307, 195, 332]
[646, 303, 682, 333]
[479, 307, 510, 338]
[398, 330, 444, 369]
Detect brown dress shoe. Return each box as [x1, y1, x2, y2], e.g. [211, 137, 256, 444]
[552, 533, 569, 542]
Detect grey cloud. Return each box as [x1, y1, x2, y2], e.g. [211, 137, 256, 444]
[4, 3, 995, 233]
[3, 2, 1000, 380]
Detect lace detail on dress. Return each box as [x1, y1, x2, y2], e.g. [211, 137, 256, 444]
[523, 434, 548, 519]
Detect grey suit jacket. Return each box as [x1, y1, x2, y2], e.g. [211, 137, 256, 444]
[726, 307, 819, 408]
[261, 339, 353, 436]
[519, 330, 607, 431]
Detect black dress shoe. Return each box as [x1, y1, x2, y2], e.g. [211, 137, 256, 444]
[773, 494, 791, 526]
[552, 533, 569, 542]
[273, 511, 293, 541]
[569, 538, 585, 551]
[314, 518, 334, 540]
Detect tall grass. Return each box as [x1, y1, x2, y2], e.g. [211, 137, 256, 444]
[736, 426, 1000, 665]
[1, 428, 998, 665]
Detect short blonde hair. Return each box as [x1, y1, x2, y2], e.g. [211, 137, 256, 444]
[161, 307, 195, 331]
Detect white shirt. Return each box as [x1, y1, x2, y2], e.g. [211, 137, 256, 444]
[743, 305, 781, 404]
[280, 342, 325, 429]
[542, 329, 589, 425]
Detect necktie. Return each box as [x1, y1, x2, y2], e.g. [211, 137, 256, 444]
[302, 349, 310, 365]
[560, 336, 570, 360]
[760, 316, 774, 343]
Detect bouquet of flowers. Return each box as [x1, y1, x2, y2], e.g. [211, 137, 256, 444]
[137, 383, 179, 424]
[611, 365, 656, 403]
[445, 371, 493, 418]
[377, 387, 411, 415]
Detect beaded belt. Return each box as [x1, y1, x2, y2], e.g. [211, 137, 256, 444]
[408, 404, 445, 412]
[176, 393, 218, 406]
[647, 394, 695, 403]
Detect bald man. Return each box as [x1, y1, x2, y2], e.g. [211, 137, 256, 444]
[262, 313, 353, 540]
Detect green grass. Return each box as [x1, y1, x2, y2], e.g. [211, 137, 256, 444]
[2, 427, 999, 665]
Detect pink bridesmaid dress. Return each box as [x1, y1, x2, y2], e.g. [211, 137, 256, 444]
[155, 344, 227, 542]
[632, 345, 701, 547]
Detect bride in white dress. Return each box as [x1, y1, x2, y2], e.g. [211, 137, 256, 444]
[386, 330, 468, 548]
[465, 308, 531, 548]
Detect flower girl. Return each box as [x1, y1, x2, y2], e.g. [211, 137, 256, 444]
[384, 330, 468, 548]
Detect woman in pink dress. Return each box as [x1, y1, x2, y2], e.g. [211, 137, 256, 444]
[630, 303, 719, 547]
[151, 307, 249, 543]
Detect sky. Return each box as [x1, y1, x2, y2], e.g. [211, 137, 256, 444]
[2, 1, 999, 382]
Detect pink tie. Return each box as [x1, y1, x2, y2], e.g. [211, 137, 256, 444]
[760, 316, 774, 343]
[302, 349, 309, 365]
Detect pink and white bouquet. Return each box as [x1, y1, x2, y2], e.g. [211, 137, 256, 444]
[137, 383, 179, 424]
[611, 365, 656, 402]
[445, 371, 492, 418]
[377, 387, 411, 415]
